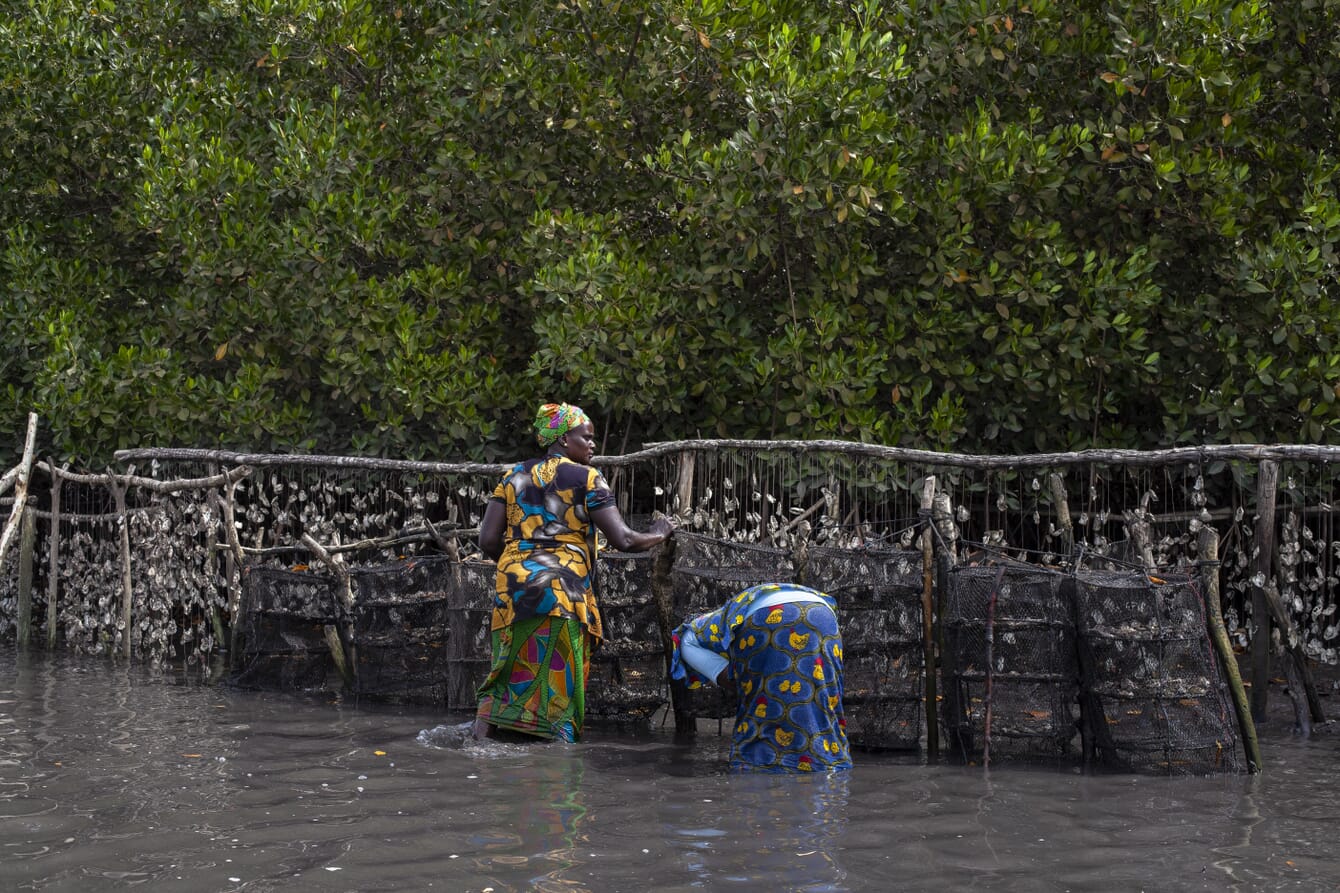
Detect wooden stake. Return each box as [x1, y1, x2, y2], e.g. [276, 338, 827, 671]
[219, 476, 247, 658]
[792, 520, 811, 583]
[920, 476, 939, 761]
[1198, 526, 1261, 772]
[111, 479, 135, 660]
[1250, 460, 1279, 722]
[1048, 472, 1073, 560]
[931, 489, 962, 757]
[931, 492, 959, 568]
[650, 533, 692, 736]
[675, 450, 695, 519]
[323, 624, 351, 686]
[1124, 508, 1156, 571]
[203, 477, 225, 665]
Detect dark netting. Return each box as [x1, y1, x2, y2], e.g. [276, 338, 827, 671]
[804, 545, 925, 751]
[443, 559, 494, 710]
[671, 531, 795, 614]
[942, 563, 1079, 764]
[588, 550, 667, 722]
[670, 532, 795, 720]
[348, 556, 455, 704]
[232, 565, 340, 692]
[1074, 570, 1244, 775]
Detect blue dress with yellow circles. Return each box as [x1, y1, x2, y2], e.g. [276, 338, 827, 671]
[670, 583, 852, 773]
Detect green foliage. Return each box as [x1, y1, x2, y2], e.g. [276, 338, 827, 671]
[1, 0, 1337, 466]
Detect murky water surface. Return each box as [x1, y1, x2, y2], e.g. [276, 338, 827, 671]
[2, 648, 1339, 892]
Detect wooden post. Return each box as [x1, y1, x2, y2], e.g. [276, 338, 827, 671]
[1048, 472, 1073, 561]
[111, 479, 135, 660]
[219, 476, 247, 658]
[16, 506, 35, 649]
[792, 520, 811, 584]
[1198, 526, 1261, 773]
[920, 475, 939, 761]
[931, 490, 961, 757]
[650, 532, 692, 736]
[932, 492, 959, 568]
[203, 478, 226, 664]
[0, 412, 39, 571]
[1124, 509, 1156, 571]
[675, 450, 695, 519]
[46, 465, 62, 650]
[1250, 460, 1279, 722]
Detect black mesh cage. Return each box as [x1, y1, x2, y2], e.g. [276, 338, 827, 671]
[226, 536, 1246, 772]
[232, 565, 340, 692]
[1073, 569, 1244, 775]
[441, 559, 494, 709]
[587, 550, 668, 722]
[669, 532, 795, 721]
[348, 556, 455, 703]
[804, 545, 925, 751]
[942, 563, 1080, 764]
[671, 531, 796, 611]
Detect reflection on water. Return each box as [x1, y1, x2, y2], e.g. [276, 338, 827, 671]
[3, 646, 1340, 892]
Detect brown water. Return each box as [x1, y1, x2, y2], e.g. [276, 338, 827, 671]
[2, 647, 1339, 892]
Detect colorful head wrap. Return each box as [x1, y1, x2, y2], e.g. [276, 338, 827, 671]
[534, 402, 591, 448]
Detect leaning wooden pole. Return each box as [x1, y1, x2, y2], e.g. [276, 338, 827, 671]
[301, 532, 356, 689]
[1260, 579, 1324, 734]
[46, 464, 62, 650]
[1198, 526, 1261, 773]
[0, 412, 39, 571]
[919, 475, 939, 761]
[1249, 459, 1279, 722]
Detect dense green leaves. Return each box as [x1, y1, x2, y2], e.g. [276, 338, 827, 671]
[1, 0, 1337, 465]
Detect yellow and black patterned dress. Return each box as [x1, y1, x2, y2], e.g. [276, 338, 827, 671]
[475, 455, 616, 740]
[671, 584, 852, 772]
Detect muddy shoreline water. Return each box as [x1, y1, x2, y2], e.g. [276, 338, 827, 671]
[4, 646, 1340, 892]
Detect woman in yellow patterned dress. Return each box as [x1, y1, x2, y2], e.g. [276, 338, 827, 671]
[473, 402, 672, 742]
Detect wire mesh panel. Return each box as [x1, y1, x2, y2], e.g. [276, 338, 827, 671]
[232, 566, 339, 692]
[670, 532, 797, 720]
[348, 556, 455, 704]
[942, 563, 1080, 764]
[443, 559, 494, 710]
[671, 531, 795, 613]
[0, 550, 16, 641]
[1074, 570, 1243, 775]
[587, 550, 667, 722]
[804, 545, 924, 751]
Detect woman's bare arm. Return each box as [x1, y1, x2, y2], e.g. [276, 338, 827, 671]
[478, 500, 506, 561]
[591, 506, 673, 553]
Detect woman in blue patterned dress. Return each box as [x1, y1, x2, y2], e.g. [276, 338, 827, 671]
[473, 402, 672, 742]
[671, 583, 851, 772]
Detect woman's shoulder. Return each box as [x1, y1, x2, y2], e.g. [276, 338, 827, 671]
[552, 457, 605, 484]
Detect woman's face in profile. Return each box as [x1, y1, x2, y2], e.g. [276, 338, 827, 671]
[560, 422, 597, 464]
